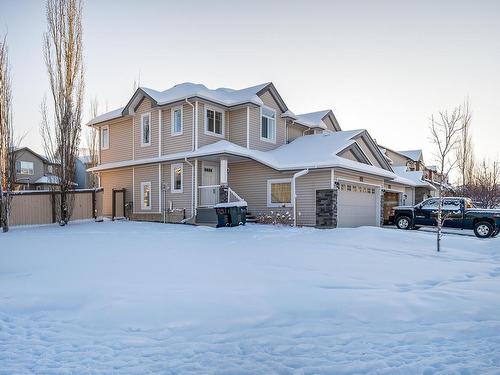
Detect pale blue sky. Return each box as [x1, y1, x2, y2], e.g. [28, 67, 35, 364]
[1, 0, 499, 166]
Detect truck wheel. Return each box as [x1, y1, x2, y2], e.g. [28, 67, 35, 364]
[473, 221, 494, 238]
[396, 216, 412, 230]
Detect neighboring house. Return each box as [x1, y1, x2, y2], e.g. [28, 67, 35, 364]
[12, 147, 60, 190]
[87, 82, 419, 228]
[75, 155, 96, 189]
[379, 146, 442, 203]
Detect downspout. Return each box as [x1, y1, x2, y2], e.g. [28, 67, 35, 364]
[292, 168, 309, 226]
[185, 98, 195, 152]
[181, 157, 195, 224]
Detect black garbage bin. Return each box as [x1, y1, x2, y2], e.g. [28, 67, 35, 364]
[215, 207, 230, 227]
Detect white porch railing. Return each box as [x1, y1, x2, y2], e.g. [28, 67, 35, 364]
[198, 185, 245, 207]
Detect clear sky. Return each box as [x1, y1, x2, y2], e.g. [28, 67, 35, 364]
[1, 0, 499, 167]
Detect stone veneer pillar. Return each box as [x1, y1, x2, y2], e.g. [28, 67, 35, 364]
[316, 189, 338, 228]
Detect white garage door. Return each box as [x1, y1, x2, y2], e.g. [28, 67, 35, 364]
[337, 182, 378, 227]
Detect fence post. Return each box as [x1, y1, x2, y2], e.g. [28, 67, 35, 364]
[92, 189, 96, 219]
[112, 189, 116, 221]
[51, 192, 56, 223]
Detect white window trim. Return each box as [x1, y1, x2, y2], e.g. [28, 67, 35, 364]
[101, 125, 109, 150]
[141, 112, 151, 147]
[260, 106, 277, 144]
[17, 161, 35, 175]
[204, 105, 225, 138]
[140, 181, 152, 210]
[267, 178, 292, 208]
[171, 105, 183, 136]
[171, 163, 183, 194]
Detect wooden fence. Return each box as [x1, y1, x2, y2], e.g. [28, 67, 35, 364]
[2, 188, 103, 227]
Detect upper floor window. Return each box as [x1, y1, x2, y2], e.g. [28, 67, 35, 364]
[171, 163, 183, 193]
[141, 181, 151, 210]
[47, 165, 53, 174]
[16, 161, 34, 175]
[141, 112, 151, 147]
[101, 126, 109, 150]
[261, 106, 276, 143]
[205, 107, 224, 137]
[171, 106, 183, 136]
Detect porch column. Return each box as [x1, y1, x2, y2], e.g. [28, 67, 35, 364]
[219, 158, 228, 203]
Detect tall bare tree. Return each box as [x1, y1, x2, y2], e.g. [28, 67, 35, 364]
[0, 34, 15, 232]
[429, 107, 463, 252]
[85, 97, 99, 187]
[470, 159, 499, 209]
[40, 0, 84, 225]
[455, 99, 474, 194]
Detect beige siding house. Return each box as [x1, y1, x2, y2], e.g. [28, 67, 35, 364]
[88, 82, 418, 227]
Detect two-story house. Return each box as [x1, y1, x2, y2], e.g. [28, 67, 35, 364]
[13, 147, 60, 190]
[379, 146, 437, 204]
[88, 82, 418, 228]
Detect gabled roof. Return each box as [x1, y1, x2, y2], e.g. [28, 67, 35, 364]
[397, 149, 423, 162]
[13, 147, 59, 165]
[89, 130, 398, 180]
[87, 82, 289, 126]
[294, 109, 341, 131]
[392, 166, 435, 189]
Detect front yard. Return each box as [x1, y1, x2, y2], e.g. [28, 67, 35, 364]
[0, 221, 499, 374]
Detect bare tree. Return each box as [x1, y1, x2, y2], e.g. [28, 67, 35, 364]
[0, 34, 15, 232]
[40, 0, 84, 225]
[469, 159, 500, 208]
[85, 97, 99, 188]
[429, 107, 463, 252]
[455, 99, 474, 194]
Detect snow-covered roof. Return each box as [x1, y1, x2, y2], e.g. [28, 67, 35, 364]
[294, 110, 331, 130]
[87, 82, 274, 126]
[397, 149, 423, 162]
[34, 175, 61, 185]
[392, 166, 435, 189]
[142, 82, 270, 107]
[86, 107, 124, 126]
[89, 130, 399, 180]
[34, 175, 78, 186]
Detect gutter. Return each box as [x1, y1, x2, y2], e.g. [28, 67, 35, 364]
[292, 168, 309, 226]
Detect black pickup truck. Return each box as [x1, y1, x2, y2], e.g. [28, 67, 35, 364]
[394, 197, 500, 238]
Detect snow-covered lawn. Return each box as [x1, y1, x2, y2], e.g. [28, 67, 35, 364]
[1, 221, 499, 374]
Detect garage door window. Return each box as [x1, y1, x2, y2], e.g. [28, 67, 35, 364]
[267, 179, 292, 207]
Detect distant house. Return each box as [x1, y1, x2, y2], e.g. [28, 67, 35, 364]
[378, 146, 450, 203]
[12, 147, 60, 190]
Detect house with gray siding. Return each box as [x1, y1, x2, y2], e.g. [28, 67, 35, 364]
[88, 82, 419, 227]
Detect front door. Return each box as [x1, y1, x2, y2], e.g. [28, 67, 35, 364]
[200, 162, 220, 206]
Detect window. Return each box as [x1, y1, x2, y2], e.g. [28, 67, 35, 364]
[141, 182, 151, 210]
[261, 106, 276, 143]
[205, 107, 224, 137]
[101, 126, 109, 150]
[171, 163, 183, 193]
[421, 198, 438, 209]
[141, 113, 151, 146]
[47, 165, 53, 174]
[16, 161, 34, 175]
[267, 178, 292, 207]
[171, 106, 183, 135]
[442, 199, 461, 211]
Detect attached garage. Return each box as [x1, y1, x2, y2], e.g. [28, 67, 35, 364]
[337, 181, 380, 227]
